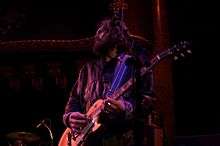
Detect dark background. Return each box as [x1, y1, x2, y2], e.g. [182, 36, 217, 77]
[0, 0, 214, 145]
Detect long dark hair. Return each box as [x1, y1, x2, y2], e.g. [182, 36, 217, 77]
[93, 17, 131, 56]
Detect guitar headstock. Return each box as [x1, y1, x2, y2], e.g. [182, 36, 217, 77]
[169, 41, 192, 61]
[148, 41, 191, 70]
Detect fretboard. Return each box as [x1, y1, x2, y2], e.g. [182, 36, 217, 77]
[111, 66, 149, 100]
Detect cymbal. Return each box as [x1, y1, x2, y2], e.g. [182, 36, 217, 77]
[6, 131, 40, 143]
[129, 34, 153, 49]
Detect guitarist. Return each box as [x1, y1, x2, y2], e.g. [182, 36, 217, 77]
[62, 17, 155, 146]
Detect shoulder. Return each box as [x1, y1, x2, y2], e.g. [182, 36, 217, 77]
[79, 59, 102, 72]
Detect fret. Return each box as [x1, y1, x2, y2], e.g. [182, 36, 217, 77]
[159, 50, 171, 60]
[112, 78, 135, 100]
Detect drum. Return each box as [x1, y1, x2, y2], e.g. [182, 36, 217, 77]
[6, 131, 40, 146]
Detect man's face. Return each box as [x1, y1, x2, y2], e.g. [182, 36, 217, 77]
[93, 19, 128, 56]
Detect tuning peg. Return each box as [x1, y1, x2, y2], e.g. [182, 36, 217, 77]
[174, 56, 178, 60]
[180, 53, 185, 57]
[181, 41, 187, 45]
[187, 50, 192, 54]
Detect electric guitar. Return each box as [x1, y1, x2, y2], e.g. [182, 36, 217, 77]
[58, 41, 191, 146]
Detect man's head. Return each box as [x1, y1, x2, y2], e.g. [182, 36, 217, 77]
[93, 17, 131, 56]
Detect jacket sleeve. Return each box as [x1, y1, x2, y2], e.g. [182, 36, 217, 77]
[63, 65, 88, 127]
[136, 49, 155, 116]
[110, 51, 154, 120]
[121, 60, 154, 120]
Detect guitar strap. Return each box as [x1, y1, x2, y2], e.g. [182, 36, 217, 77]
[105, 53, 131, 97]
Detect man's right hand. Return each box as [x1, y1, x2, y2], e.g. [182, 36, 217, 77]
[68, 112, 88, 130]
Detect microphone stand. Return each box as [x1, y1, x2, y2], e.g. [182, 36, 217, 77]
[42, 122, 53, 146]
[36, 119, 54, 146]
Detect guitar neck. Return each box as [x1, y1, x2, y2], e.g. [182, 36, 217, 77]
[111, 48, 173, 100]
[111, 65, 151, 100]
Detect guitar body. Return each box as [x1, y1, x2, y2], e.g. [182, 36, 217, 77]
[58, 99, 104, 146]
[58, 128, 74, 146]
